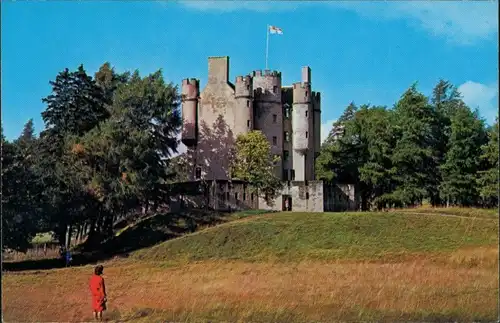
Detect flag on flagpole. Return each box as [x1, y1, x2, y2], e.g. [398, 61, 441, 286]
[269, 25, 283, 35]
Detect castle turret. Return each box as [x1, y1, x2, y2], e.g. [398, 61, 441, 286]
[313, 92, 321, 156]
[292, 82, 311, 153]
[292, 67, 313, 181]
[181, 78, 199, 147]
[234, 75, 254, 133]
[252, 70, 283, 177]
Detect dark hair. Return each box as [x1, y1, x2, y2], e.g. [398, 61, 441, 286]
[94, 265, 104, 275]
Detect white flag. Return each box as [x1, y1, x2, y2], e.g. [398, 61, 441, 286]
[269, 25, 283, 35]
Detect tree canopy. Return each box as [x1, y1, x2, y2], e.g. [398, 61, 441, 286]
[316, 80, 497, 210]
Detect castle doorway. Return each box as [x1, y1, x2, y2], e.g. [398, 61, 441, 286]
[282, 195, 292, 211]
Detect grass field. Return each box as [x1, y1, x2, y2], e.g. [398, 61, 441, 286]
[2, 208, 498, 322]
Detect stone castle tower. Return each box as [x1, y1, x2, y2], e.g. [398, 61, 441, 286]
[181, 56, 321, 183]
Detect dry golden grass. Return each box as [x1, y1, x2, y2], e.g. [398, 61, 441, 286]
[2, 246, 498, 322]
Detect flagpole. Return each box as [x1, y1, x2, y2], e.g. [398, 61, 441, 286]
[265, 25, 269, 70]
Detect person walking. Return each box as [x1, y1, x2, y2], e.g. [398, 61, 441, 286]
[89, 265, 107, 321]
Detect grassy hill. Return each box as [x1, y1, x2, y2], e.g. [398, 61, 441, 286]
[133, 211, 498, 264]
[2, 208, 498, 322]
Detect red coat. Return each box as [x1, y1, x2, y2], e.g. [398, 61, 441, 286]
[89, 274, 107, 312]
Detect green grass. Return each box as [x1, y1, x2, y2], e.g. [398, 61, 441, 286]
[133, 211, 499, 263]
[396, 206, 498, 219]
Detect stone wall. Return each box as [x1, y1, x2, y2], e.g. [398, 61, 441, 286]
[323, 183, 357, 211]
[258, 180, 324, 212]
[167, 180, 259, 212]
[167, 180, 357, 213]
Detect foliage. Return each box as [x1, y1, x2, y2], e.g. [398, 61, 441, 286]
[231, 130, 283, 203]
[317, 81, 497, 210]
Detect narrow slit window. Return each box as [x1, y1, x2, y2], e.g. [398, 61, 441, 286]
[195, 167, 201, 179]
[273, 136, 277, 145]
[306, 131, 308, 138]
[306, 192, 310, 200]
[273, 114, 277, 123]
[247, 120, 251, 128]
[305, 110, 308, 117]
[247, 100, 250, 107]
[273, 86, 277, 93]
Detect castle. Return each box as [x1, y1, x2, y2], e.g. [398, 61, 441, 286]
[173, 56, 356, 212]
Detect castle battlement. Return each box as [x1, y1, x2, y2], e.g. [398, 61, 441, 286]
[182, 78, 199, 86]
[292, 82, 311, 90]
[235, 75, 252, 83]
[252, 70, 281, 78]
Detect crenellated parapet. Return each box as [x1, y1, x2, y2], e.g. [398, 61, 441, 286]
[181, 78, 200, 100]
[292, 82, 312, 104]
[252, 70, 282, 104]
[235, 75, 253, 99]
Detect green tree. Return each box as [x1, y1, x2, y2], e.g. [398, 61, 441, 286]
[231, 130, 282, 204]
[2, 128, 42, 251]
[477, 119, 499, 207]
[390, 84, 438, 206]
[439, 105, 487, 206]
[36, 65, 110, 246]
[316, 103, 359, 183]
[430, 80, 462, 205]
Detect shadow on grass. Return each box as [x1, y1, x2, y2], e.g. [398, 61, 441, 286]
[2, 209, 269, 272]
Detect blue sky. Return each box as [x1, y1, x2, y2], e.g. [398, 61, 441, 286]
[2, 1, 498, 145]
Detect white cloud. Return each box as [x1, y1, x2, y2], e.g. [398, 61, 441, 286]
[179, 0, 302, 12]
[458, 81, 499, 124]
[321, 118, 336, 144]
[178, 1, 498, 45]
[333, 1, 499, 45]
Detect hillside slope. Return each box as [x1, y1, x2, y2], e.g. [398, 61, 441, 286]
[133, 211, 498, 263]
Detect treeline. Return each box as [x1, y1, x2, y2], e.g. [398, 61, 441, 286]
[316, 81, 498, 210]
[2, 63, 182, 252]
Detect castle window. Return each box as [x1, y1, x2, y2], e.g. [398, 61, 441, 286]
[243, 193, 246, 200]
[282, 169, 288, 180]
[195, 167, 202, 179]
[305, 110, 308, 117]
[247, 120, 251, 128]
[284, 105, 290, 118]
[273, 86, 277, 93]
[306, 192, 310, 200]
[306, 131, 308, 138]
[272, 114, 277, 123]
[235, 192, 239, 200]
[305, 91, 308, 96]
[283, 150, 289, 161]
[272, 136, 277, 145]
[251, 193, 254, 201]
[247, 100, 250, 107]
[284, 131, 290, 142]
[246, 84, 250, 90]
[290, 169, 295, 181]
